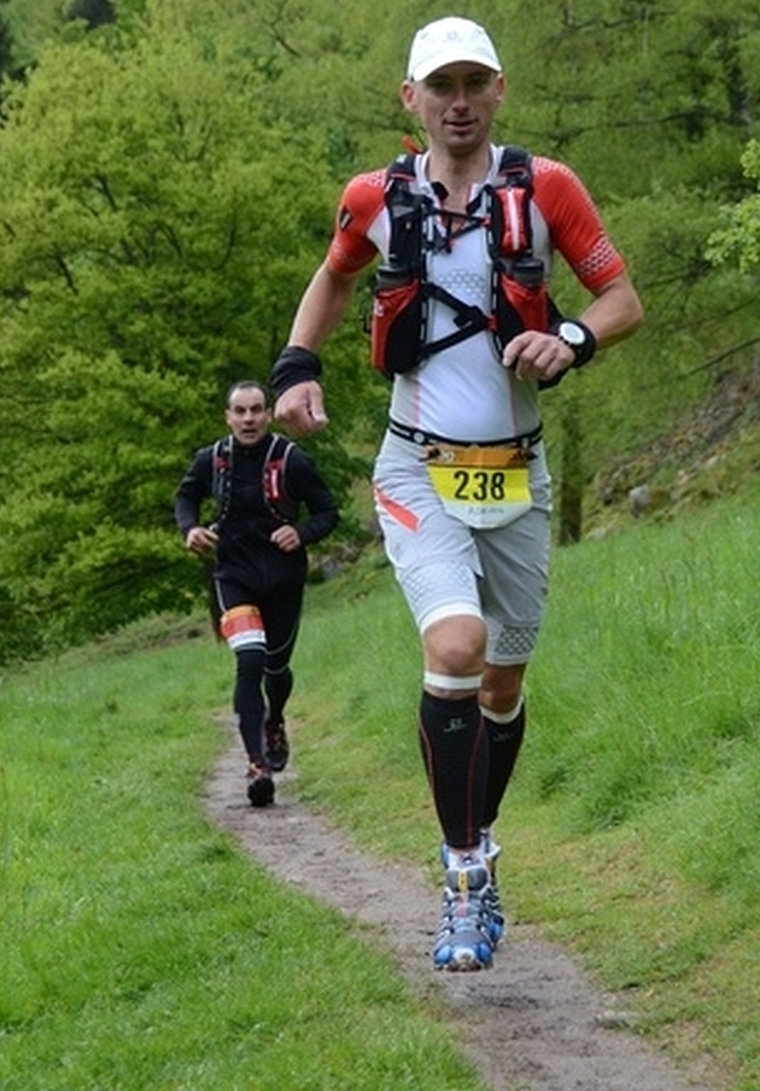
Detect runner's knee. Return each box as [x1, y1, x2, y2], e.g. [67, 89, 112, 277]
[423, 613, 486, 680]
[480, 663, 525, 713]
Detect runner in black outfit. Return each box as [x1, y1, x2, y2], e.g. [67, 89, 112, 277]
[174, 380, 339, 806]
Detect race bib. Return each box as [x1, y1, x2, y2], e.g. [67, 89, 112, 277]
[425, 444, 533, 528]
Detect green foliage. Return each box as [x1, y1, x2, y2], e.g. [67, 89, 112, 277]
[707, 138, 760, 270]
[498, 0, 760, 459]
[0, 4, 369, 658]
[64, 0, 116, 28]
[1, 0, 760, 658]
[540, 184, 757, 467]
[0, 2, 15, 78]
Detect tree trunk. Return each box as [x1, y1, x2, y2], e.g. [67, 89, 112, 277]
[558, 396, 583, 545]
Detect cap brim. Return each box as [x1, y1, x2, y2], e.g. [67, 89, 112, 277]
[410, 52, 501, 81]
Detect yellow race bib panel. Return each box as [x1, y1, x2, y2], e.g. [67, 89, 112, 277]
[425, 444, 533, 529]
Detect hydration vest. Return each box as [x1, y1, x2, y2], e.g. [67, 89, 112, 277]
[370, 145, 561, 379]
[210, 433, 297, 531]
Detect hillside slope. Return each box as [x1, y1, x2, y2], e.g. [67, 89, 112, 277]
[588, 361, 760, 533]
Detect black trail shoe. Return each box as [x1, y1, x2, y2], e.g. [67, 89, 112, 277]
[246, 762, 275, 807]
[265, 719, 290, 773]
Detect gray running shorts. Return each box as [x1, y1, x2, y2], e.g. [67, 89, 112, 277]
[373, 430, 552, 665]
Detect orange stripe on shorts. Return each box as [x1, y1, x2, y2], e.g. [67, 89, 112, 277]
[220, 605, 265, 646]
[374, 484, 419, 532]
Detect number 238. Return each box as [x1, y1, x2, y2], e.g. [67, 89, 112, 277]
[453, 470, 507, 501]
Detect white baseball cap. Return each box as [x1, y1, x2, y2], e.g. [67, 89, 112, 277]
[407, 17, 501, 82]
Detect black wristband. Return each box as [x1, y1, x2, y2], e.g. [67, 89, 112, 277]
[571, 320, 596, 368]
[550, 319, 597, 369]
[270, 345, 322, 399]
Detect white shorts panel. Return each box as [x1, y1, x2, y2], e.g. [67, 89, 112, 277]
[420, 600, 483, 634]
[374, 430, 552, 665]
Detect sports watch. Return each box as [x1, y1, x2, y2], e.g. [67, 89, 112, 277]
[552, 319, 597, 368]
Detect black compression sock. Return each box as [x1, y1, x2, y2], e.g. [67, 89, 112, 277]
[234, 647, 266, 760]
[264, 667, 293, 726]
[418, 691, 487, 850]
[482, 698, 526, 828]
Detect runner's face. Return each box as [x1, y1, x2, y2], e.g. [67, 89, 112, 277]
[225, 388, 271, 446]
[402, 63, 504, 158]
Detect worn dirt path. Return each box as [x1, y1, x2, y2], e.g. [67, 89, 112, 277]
[204, 736, 714, 1091]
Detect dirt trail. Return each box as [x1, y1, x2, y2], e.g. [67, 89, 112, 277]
[204, 738, 714, 1091]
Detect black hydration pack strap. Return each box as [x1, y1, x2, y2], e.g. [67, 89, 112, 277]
[211, 435, 234, 532]
[261, 433, 298, 523]
[418, 282, 493, 359]
[211, 433, 297, 531]
[381, 145, 536, 363]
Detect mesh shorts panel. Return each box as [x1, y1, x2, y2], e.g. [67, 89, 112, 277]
[397, 560, 480, 630]
[486, 620, 540, 665]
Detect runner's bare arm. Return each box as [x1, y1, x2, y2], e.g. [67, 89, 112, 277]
[274, 262, 361, 436]
[578, 271, 644, 348]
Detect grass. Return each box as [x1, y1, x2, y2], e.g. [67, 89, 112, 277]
[0, 640, 487, 1091]
[290, 474, 760, 1089]
[1, 471, 759, 1089]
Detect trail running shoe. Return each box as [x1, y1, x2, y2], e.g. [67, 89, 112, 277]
[440, 842, 504, 947]
[246, 762, 275, 807]
[265, 719, 290, 773]
[433, 859, 494, 971]
[480, 831, 506, 946]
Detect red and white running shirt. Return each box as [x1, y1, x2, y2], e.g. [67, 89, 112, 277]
[327, 146, 626, 443]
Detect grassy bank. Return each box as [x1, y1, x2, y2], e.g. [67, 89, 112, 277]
[291, 475, 760, 1091]
[0, 634, 486, 1091]
[1, 472, 758, 1089]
